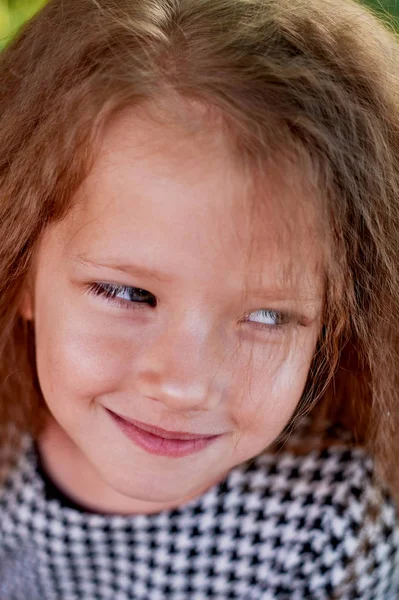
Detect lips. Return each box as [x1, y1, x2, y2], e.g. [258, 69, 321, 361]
[106, 409, 221, 458]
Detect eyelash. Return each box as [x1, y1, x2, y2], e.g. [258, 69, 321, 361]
[86, 282, 157, 308]
[85, 282, 292, 334]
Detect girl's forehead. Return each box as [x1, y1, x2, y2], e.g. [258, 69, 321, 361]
[59, 105, 325, 295]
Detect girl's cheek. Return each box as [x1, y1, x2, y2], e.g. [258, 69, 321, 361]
[35, 316, 138, 403]
[231, 346, 314, 451]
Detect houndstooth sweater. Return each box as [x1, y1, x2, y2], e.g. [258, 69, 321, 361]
[0, 431, 398, 600]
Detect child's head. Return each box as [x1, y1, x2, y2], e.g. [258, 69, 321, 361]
[0, 0, 398, 507]
[16, 104, 325, 505]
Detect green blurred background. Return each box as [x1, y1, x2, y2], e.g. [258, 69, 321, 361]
[0, 0, 398, 51]
[0, 0, 47, 50]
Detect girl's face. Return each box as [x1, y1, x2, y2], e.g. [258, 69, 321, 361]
[22, 105, 324, 513]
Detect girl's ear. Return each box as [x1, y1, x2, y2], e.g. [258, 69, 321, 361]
[19, 260, 37, 321]
[19, 290, 34, 321]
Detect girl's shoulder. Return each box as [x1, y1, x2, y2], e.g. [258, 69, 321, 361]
[232, 424, 395, 533]
[233, 424, 399, 598]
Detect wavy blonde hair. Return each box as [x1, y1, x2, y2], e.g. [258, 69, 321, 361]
[0, 0, 398, 499]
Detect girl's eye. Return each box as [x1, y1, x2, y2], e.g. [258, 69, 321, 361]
[244, 309, 291, 333]
[86, 282, 157, 309]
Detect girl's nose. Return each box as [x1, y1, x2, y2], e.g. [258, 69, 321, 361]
[135, 318, 226, 413]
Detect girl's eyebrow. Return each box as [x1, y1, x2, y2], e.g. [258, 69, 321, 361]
[71, 254, 322, 306]
[71, 255, 174, 284]
[248, 288, 323, 306]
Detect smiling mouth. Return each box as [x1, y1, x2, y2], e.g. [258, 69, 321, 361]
[105, 409, 222, 458]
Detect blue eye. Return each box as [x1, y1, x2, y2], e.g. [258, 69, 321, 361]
[248, 309, 286, 325]
[245, 309, 291, 333]
[87, 282, 157, 309]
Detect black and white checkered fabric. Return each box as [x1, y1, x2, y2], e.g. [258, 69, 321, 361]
[0, 433, 398, 600]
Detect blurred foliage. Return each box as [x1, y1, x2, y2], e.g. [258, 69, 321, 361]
[0, 0, 397, 52]
[0, 0, 47, 50]
[364, 0, 399, 15]
[363, 0, 399, 31]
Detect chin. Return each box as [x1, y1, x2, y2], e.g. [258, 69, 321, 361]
[104, 467, 193, 505]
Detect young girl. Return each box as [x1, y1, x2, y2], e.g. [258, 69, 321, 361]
[0, 0, 398, 597]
